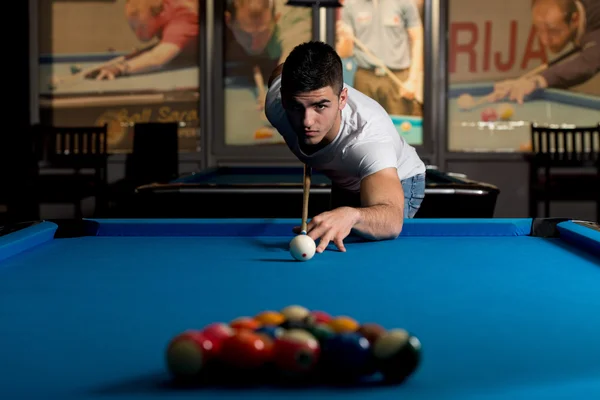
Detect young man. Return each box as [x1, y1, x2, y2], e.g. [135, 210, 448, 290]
[265, 41, 426, 253]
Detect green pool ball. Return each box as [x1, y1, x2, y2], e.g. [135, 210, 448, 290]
[70, 64, 82, 74]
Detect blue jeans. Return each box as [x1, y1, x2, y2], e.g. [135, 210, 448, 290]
[330, 172, 426, 218]
[401, 173, 426, 218]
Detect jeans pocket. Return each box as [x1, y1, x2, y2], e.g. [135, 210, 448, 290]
[406, 174, 425, 218]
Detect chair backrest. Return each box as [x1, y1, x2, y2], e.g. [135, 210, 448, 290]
[35, 124, 108, 170]
[530, 123, 600, 167]
[127, 122, 179, 184]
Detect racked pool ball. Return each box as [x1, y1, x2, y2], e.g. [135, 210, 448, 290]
[165, 330, 219, 381]
[372, 328, 422, 383]
[358, 322, 387, 344]
[273, 329, 320, 376]
[219, 329, 274, 370]
[201, 322, 234, 343]
[254, 310, 285, 326]
[230, 316, 261, 332]
[280, 305, 310, 322]
[305, 310, 331, 325]
[320, 332, 374, 380]
[255, 325, 285, 340]
[328, 315, 359, 333]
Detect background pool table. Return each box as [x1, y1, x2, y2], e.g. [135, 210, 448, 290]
[37, 52, 199, 152]
[130, 166, 500, 218]
[448, 82, 600, 152]
[0, 217, 600, 399]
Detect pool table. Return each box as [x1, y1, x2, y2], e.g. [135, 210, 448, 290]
[38, 52, 199, 152]
[130, 166, 500, 219]
[448, 82, 600, 152]
[1, 217, 600, 399]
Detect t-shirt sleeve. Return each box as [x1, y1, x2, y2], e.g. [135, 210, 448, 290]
[344, 137, 399, 180]
[160, 5, 199, 49]
[402, 0, 422, 29]
[264, 74, 286, 131]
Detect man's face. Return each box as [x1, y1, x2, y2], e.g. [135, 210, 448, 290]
[227, 5, 279, 55]
[532, 2, 579, 53]
[283, 86, 348, 146]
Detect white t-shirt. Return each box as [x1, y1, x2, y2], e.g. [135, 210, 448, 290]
[265, 75, 426, 192]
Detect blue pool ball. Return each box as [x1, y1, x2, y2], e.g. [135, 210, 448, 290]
[255, 325, 285, 340]
[321, 332, 374, 380]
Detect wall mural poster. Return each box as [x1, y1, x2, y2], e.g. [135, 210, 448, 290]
[38, 0, 201, 153]
[223, 0, 312, 145]
[448, 0, 600, 152]
[334, 0, 425, 146]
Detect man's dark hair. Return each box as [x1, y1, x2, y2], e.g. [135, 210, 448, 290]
[281, 41, 344, 98]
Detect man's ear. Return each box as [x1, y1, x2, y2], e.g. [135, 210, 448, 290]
[338, 87, 348, 110]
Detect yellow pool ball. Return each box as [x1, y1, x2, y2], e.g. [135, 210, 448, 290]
[328, 316, 359, 333]
[497, 104, 515, 120]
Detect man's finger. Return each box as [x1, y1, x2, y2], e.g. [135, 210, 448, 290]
[333, 236, 346, 252]
[316, 234, 333, 253]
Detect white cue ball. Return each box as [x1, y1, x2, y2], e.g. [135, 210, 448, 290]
[289, 234, 316, 261]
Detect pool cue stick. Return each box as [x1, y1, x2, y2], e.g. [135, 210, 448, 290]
[467, 46, 583, 108]
[301, 164, 312, 235]
[349, 33, 423, 104]
[253, 65, 268, 121]
[50, 42, 158, 88]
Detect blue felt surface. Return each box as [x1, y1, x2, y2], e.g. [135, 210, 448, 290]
[1, 220, 600, 399]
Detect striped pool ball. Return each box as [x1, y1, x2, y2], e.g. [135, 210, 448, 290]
[372, 329, 422, 383]
[273, 329, 320, 376]
[165, 330, 219, 380]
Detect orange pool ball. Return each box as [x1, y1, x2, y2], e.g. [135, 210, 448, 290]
[254, 310, 285, 326]
[230, 316, 261, 331]
[328, 316, 359, 333]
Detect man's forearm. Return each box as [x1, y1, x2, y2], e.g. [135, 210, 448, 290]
[408, 38, 423, 83]
[125, 43, 180, 74]
[352, 204, 404, 240]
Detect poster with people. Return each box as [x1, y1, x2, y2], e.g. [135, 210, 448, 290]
[334, 0, 425, 146]
[448, 0, 600, 152]
[223, 0, 313, 145]
[37, 0, 201, 153]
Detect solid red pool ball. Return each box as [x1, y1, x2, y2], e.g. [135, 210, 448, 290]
[305, 310, 331, 324]
[165, 330, 218, 380]
[273, 329, 320, 375]
[372, 328, 422, 383]
[202, 322, 234, 342]
[219, 330, 274, 369]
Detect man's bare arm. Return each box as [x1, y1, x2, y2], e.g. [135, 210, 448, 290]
[353, 167, 405, 240]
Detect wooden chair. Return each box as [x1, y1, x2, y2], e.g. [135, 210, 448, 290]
[34, 124, 109, 219]
[527, 123, 600, 220]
